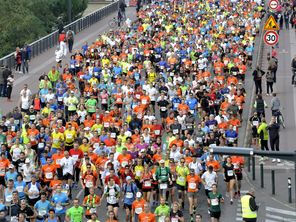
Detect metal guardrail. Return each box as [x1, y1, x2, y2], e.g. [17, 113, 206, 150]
[0, 0, 119, 69]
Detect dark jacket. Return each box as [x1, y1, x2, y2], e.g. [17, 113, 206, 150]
[267, 123, 280, 138]
[247, 193, 259, 211]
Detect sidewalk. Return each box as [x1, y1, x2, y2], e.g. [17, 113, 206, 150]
[0, 7, 137, 116]
[244, 27, 296, 207]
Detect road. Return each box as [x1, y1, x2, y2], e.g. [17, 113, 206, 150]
[1, 3, 295, 221]
[0, 6, 137, 116]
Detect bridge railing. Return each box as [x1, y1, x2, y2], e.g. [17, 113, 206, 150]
[0, 0, 119, 69]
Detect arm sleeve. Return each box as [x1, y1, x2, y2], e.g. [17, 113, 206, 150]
[249, 197, 258, 211]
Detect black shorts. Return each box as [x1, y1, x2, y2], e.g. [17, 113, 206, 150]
[224, 176, 235, 182]
[63, 173, 73, 180]
[252, 128, 258, 138]
[0, 176, 6, 186]
[142, 188, 152, 192]
[124, 204, 132, 210]
[247, 55, 252, 61]
[160, 112, 168, 118]
[168, 181, 176, 189]
[210, 211, 221, 219]
[107, 203, 119, 208]
[176, 184, 186, 191]
[235, 173, 243, 181]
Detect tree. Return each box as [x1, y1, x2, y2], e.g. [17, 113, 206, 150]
[0, 0, 88, 57]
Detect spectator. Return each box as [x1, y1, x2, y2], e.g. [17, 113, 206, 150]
[252, 66, 265, 95]
[267, 116, 280, 163]
[6, 73, 14, 102]
[15, 47, 22, 74]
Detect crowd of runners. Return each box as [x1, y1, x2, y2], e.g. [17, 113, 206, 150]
[0, 0, 267, 221]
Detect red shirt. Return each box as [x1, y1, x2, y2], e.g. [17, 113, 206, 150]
[104, 175, 120, 185]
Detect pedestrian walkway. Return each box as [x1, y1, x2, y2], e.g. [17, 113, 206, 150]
[0, 6, 137, 115]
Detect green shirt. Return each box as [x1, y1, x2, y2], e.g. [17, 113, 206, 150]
[208, 192, 223, 212]
[85, 99, 97, 113]
[66, 206, 84, 222]
[154, 204, 170, 221]
[257, 122, 268, 140]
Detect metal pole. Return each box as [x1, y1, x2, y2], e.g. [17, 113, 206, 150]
[294, 151, 296, 205]
[288, 177, 292, 203]
[252, 156, 256, 180]
[247, 156, 251, 172]
[68, 0, 72, 24]
[260, 163, 264, 188]
[271, 170, 275, 195]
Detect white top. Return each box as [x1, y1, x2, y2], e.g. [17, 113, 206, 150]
[201, 171, 217, 190]
[60, 157, 76, 175]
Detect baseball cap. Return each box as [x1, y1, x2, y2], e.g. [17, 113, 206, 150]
[159, 159, 165, 164]
[25, 159, 30, 163]
[126, 176, 132, 181]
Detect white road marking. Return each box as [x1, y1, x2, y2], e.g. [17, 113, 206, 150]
[266, 206, 296, 217]
[266, 213, 296, 221]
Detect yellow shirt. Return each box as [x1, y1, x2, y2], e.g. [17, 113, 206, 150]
[64, 129, 76, 144]
[51, 132, 64, 149]
[79, 144, 90, 153]
[176, 165, 189, 186]
[134, 165, 144, 179]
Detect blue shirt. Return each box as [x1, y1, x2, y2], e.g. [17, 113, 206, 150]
[34, 200, 51, 217]
[14, 181, 26, 199]
[186, 98, 198, 110]
[123, 183, 138, 205]
[51, 192, 69, 214]
[5, 171, 18, 182]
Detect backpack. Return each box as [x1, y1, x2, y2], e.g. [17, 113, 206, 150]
[123, 182, 135, 195]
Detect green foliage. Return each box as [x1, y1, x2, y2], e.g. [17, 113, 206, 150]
[0, 0, 88, 57]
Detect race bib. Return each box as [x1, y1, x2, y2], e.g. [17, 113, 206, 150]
[136, 171, 141, 177]
[160, 107, 167, 111]
[154, 130, 160, 135]
[189, 182, 197, 190]
[227, 170, 234, 177]
[66, 134, 73, 139]
[178, 176, 185, 183]
[173, 129, 179, 134]
[5, 195, 12, 202]
[102, 99, 107, 104]
[253, 121, 259, 126]
[16, 186, 24, 192]
[135, 207, 143, 214]
[104, 122, 110, 128]
[142, 99, 147, 105]
[86, 181, 93, 188]
[125, 192, 133, 199]
[159, 183, 168, 189]
[172, 218, 178, 222]
[190, 110, 195, 114]
[211, 198, 219, 206]
[56, 204, 63, 211]
[121, 161, 128, 167]
[45, 172, 53, 179]
[228, 137, 235, 143]
[111, 133, 116, 138]
[38, 209, 47, 216]
[90, 208, 96, 214]
[144, 181, 151, 187]
[38, 143, 45, 149]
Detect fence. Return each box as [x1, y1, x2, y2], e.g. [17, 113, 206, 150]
[0, 0, 119, 69]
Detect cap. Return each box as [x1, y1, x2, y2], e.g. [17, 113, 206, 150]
[126, 176, 132, 180]
[25, 159, 30, 163]
[30, 105, 34, 109]
[136, 192, 142, 198]
[159, 159, 165, 164]
[84, 127, 90, 131]
[8, 164, 14, 169]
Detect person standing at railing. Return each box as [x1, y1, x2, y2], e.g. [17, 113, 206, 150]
[0, 65, 5, 97]
[6, 73, 14, 102]
[14, 47, 22, 74]
[66, 31, 75, 54]
[21, 45, 30, 75]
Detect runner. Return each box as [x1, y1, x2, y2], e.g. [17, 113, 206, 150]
[223, 157, 236, 205]
[208, 184, 224, 222]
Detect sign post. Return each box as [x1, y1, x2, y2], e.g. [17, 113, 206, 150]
[263, 30, 279, 46]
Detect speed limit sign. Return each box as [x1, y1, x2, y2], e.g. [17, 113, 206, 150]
[263, 30, 279, 46]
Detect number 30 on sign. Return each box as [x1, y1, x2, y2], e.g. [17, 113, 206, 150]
[263, 30, 279, 46]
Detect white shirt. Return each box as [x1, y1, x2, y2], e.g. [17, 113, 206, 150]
[60, 157, 76, 175]
[22, 164, 35, 182]
[20, 95, 30, 110]
[20, 89, 32, 98]
[189, 161, 203, 175]
[147, 87, 157, 101]
[201, 171, 217, 190]
[170, 150, 182, 162]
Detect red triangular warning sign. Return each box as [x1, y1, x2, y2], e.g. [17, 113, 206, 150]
[264, 15, 280, 31]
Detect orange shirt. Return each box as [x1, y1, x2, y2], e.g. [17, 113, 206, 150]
[49, 179, 62, 189]
[82, 171, 98, 188]
[42, 164, 57, 182]
[206, 160, 220, 171]
[117, 154, 132, 167]
[186, 175, 202, 192]
[138, 212, 156, 222]
[178, 104, 189, 113]
[0, 159, 10, 176]
[84, 119, 95, 128]
[52, 152, 64, 168]
[152, 154, 162, 163]
[132, 198, 146, 214]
